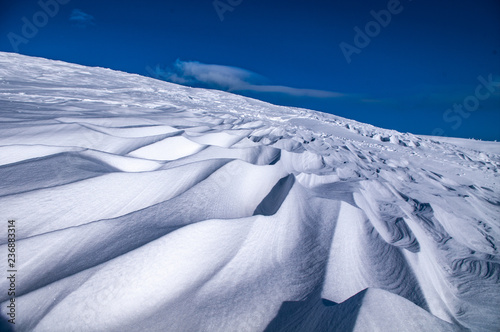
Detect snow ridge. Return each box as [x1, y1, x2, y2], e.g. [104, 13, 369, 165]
[0, 52, 499, 331]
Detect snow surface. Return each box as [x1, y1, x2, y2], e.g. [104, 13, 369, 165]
[0, 52, 499, 331]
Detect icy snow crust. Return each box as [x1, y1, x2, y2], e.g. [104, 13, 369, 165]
[0, 52, 499, 331]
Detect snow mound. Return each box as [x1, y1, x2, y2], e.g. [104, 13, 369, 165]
[0, 52, 499, 331]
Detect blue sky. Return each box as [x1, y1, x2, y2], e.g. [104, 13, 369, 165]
[1, 0, 499, 140]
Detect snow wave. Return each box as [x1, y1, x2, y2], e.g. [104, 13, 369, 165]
[0, 52, 499, 331]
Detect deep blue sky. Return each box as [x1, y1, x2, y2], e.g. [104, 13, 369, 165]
[1, 0, 499, 140]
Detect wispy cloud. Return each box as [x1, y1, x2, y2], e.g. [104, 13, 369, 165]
[163, 60, 265, 90]
[149, 60, 345, 99]
[70, 9, 95, 28]
[239, 85, 344, 98]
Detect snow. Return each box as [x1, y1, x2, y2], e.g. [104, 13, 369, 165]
[0, 52, 499, 331]
[128, 135, 207, 161]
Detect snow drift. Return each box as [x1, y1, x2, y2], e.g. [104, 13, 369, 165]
[0, 52, 499, 331]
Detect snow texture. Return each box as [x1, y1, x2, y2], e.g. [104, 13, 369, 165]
[0, 52, 499, 331]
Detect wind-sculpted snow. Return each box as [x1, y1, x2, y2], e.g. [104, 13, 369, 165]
[0, 52, 499, 331]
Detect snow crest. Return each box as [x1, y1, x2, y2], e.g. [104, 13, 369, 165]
[0, 52, 499, 331]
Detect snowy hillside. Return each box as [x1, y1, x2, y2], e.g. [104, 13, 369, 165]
[0, 52, 499, 332]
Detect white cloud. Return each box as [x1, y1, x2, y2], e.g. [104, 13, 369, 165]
[152, 60, 345, 99]
[163, 60, 264, 90]
[239, 84, 344, 98]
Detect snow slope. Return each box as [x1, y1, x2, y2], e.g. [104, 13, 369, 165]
[0, 52, 499, 332]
